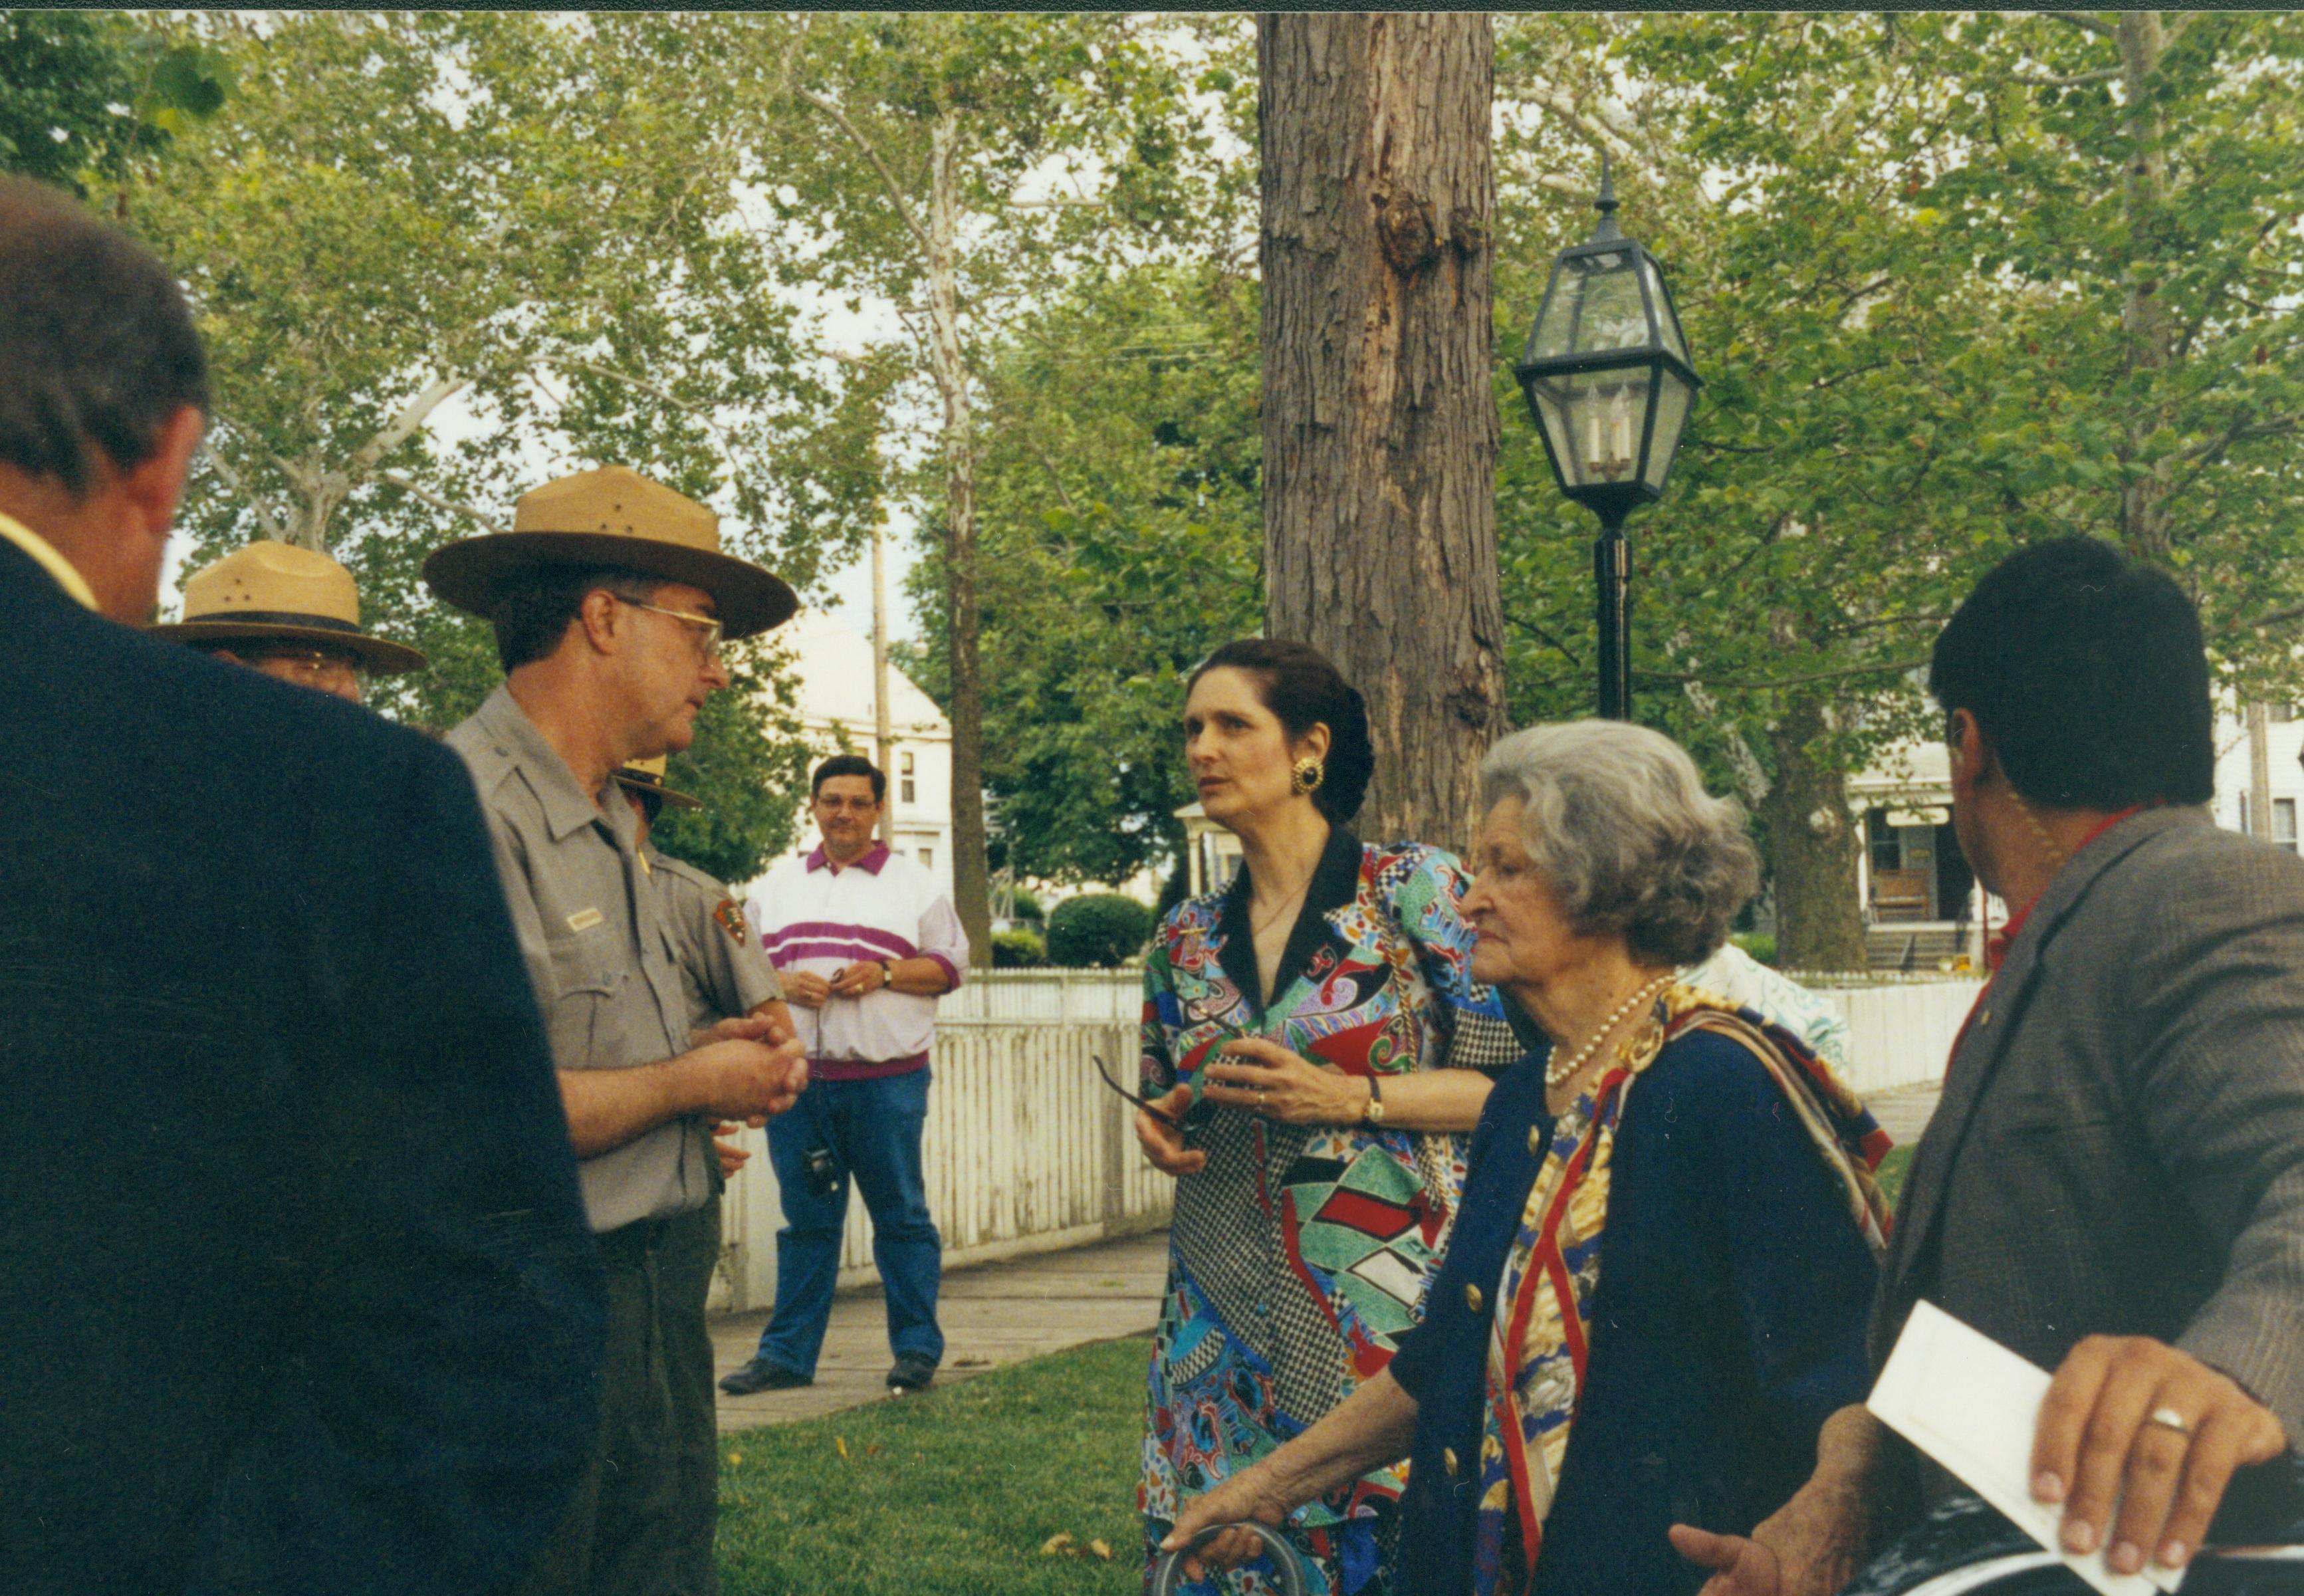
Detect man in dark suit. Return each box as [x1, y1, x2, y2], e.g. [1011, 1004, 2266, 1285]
[1676, 538, 2303, 1594]
[0, 177, 606, 1593]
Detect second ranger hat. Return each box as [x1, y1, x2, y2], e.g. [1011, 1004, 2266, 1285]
[148, 540, 429, 674]
[614, 754, 704, 812]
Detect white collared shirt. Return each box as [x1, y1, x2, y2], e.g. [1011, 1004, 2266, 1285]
[745, 842, 969, 1079]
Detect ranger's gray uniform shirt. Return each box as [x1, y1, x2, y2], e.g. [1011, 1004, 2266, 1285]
[641, 844, 782, 1032]
[449, 685, 710, 1232]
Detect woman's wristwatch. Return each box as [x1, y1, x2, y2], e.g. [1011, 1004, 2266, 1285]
[1361, 1073, 1385, 1125]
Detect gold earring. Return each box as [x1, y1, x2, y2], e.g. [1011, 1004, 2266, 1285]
[1290, 756, 1325, 796]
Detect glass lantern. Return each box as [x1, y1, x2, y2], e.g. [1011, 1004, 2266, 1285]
[1514, 172, 1700, 520]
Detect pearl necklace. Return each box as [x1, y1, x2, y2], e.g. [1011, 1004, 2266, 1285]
[1544, 974, 1674, 1089]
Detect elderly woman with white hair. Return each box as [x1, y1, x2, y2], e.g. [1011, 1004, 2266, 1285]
[1165, 720, 1893, 1596]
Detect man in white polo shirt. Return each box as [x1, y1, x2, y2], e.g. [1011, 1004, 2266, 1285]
[721, 754, 969, 1395]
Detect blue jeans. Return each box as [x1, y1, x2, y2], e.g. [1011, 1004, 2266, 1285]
[755, 1068, 943, 1375]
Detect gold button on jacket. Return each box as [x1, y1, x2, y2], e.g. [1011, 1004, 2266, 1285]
[1464, 1282, 1484, 1314]
[1442, 1446, 1459, 1477]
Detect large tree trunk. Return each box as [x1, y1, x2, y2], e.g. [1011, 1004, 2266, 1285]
[1258, 13, 1508, 853]
[925, 109, 992, 963]
[1763, 697, 1870, 971]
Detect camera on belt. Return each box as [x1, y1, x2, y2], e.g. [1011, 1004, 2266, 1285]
[800, 1143, 842, 1197]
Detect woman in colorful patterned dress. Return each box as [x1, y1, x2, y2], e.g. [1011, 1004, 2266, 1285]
[1163, 720, 1891, 1596]
[1135, 639, 1519, 1596]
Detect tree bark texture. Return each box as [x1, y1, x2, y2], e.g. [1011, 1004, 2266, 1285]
[927, 110, 993, 964]
[1762, 697, 1871, 972]
[1258, 13, 1508, 854]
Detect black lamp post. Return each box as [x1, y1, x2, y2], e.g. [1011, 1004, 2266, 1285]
[1514, 158, 1701, 720]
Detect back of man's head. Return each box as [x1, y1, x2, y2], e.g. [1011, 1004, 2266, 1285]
[0, 177, 209, 497]
[1930, 535, 2214, 810]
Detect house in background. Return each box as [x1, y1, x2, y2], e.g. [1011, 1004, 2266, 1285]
[2212, 703, 2304, 851]
[1848, 742, 1988, 970]
[1848, 702, 2304, 969]
[1174, 800, 1244, 899]
[740, 609, 954, 900]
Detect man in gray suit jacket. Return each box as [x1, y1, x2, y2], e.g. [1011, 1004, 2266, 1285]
[1675, 538, 2301, 1595]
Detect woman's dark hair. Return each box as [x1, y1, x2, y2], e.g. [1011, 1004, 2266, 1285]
[812, 752, 886, 802]
[1930, 536, 2213, 808]
[1189, 638, 1374, 824]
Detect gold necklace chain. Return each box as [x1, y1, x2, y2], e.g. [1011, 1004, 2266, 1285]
[1250, 873, 1314, 939]
[1545, 974, 1674, 1089]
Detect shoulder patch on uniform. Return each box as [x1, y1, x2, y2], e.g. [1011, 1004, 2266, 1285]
[714, 900, 749, 945]
[566, 907, 604, 933]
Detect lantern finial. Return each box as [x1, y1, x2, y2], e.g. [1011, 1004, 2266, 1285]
[1593, 151, 1623, 241]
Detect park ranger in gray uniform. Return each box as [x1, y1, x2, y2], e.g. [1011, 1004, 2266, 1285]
[425, 465, 805, 1596]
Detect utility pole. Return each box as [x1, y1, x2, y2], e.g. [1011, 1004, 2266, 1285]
[871, 507, 895, 848]
[2249, 700, 2274, 843]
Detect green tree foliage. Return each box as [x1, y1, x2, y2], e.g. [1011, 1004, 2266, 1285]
[1044, 892, 1153, 969]
[98, 12, 889, 883]
[733, 11, 1241, 950]
[907, 261, 1263, 885]
[651, 656, 816, 887]
[1487, 12, 2304, 962]
[0, 12, 227, 192]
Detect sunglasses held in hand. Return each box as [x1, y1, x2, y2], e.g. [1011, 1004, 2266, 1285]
[1093, 1054, 1182, 1126]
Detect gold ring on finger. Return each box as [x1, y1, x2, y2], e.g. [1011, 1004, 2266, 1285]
[2145, 1406, 2194, 1438]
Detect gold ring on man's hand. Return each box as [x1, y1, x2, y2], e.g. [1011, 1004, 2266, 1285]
[2145, 1406, 2194, 1438]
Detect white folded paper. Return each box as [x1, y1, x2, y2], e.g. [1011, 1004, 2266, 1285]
[1868, 1299, 2184, 1596]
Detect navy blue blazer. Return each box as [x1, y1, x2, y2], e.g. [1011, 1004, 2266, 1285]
[1386, 1030, 1880, 1596]
[0, 537, 604, 1595]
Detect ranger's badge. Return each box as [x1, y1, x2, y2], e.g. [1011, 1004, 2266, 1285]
[714, 900, 749, 946]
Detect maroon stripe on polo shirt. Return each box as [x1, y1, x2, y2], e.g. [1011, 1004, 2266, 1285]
[763, 920, 919, 960]
[768, 939, 913, 968]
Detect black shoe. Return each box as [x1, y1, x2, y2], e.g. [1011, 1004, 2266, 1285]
[886, 1353, 938, 1391]
[719, 1357, 812, 1395]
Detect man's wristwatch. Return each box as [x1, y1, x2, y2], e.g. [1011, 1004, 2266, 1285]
[1361, 1074, 1385, 1125]
[879, 959, 898, 989]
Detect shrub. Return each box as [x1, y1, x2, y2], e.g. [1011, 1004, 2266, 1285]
[1009, 888, 1047, 924]
[1729, 932, 1778, 967]
[991, 928, 1046, 969]
[1045, 893, 1154, 969]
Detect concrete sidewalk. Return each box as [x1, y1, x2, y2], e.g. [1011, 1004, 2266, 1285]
[1866, 1081, 1942, 1148]
[712, 1228, 1169, 1433]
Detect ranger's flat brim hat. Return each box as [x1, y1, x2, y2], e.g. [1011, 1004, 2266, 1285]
[421, 465, 798, 641]
[149, 539, 429, 674]
[614, 755, 705, 812]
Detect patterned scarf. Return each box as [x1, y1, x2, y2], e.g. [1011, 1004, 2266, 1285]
[1468, 984, 1894, 1596]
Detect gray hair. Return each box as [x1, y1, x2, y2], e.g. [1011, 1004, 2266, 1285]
[1478, 721, 1760, 966]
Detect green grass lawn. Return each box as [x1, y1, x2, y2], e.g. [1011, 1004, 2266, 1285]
[718, 1147, 1926, 1593]
[717, 1335, 1151, 1596]
[1876, 1144, 1915, 1209]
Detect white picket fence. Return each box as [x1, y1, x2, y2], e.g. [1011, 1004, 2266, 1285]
[943, 968, 1146, 1023]
[1812, 976, 1982, 1097]
[715, 1018, 1167, 1310]
[713, 970, 1974, 1308]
